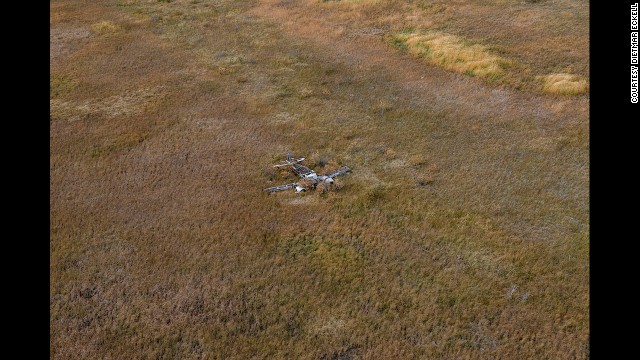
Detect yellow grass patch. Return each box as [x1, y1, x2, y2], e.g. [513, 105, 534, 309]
[542, 73, 589, 95]
[384, 148, 397, 160]
[393, 31, 509, 79]
[91, 20, 122, 34]
[408, 153, 427, 167]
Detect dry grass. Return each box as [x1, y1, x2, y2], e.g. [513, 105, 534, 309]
[50, 87, 165, 122]
[384, 147, 396, 160]
[321, 0, 382, 6]
[542, 73, 589, 95]
[91, 20, 123, 34]
[51, 0, 589, 358]
[393, 31, 510, 79]
[312, 0, 589, 94]
[408, 153, 427, 167]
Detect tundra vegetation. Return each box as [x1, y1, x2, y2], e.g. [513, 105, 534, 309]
[51, 0, 589, 358]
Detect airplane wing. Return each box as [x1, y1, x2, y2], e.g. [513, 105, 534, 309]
[263, 183, 298, 193]
[273, 157, 305, 168]
[326, 166, 351, 178]
[273, 162, 292, 168]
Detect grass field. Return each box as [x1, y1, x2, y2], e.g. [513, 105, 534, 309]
[51, 0, 589, 358]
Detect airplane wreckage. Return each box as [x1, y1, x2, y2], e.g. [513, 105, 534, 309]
[264, 153, 351, 193]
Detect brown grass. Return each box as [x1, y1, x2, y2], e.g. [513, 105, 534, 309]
[314, 0, 589, 94]
[51, 0, 589, 358]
